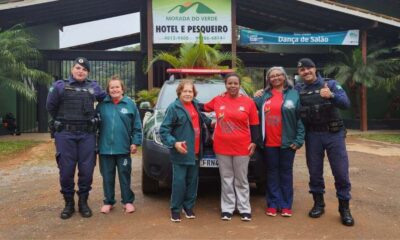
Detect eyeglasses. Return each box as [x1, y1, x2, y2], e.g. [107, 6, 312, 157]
[269, 73, 284, 79]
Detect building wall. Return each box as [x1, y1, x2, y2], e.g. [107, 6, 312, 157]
[28, 23, 60, 50]
[0, 89, 16, 122]
[0, 23, 60, 133]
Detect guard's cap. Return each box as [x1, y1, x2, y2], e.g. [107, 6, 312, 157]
[297, 58, 316, 68]
[73, 57, 90, 71]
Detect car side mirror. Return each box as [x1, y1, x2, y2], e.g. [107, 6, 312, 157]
[140, 101, 153, 113]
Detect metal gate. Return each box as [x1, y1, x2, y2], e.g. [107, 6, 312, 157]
[17, 50, 144, 133]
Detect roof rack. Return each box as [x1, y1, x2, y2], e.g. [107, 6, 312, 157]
[166, 68, 234, 75]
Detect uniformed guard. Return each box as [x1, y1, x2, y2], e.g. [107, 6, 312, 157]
[295, 58, 355, 226]
[46, 57, 106, 219]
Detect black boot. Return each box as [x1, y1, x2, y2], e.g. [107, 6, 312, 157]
[78, 194, 92, 218]
[339, 199, 355, 226]
[309, 193, 325, 218]
[60, 195, 75, 219]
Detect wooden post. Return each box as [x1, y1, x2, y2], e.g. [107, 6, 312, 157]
[147, 0, 154, 89]
[136, 0, 149, 91]
[360, 30, 368, 131]
[231, 0, 237, 69]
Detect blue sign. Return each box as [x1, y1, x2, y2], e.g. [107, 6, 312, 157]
[240, 29, 359, 46]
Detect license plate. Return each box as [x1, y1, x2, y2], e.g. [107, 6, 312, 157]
[200, 157, 219, 168]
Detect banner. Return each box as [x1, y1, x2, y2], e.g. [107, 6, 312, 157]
[152, 0, 231, 44]
[240, 29, 359, 46]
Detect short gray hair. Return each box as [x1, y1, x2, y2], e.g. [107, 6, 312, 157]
[265, 66, 293, 91]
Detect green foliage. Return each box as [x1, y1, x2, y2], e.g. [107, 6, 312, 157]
[0, 140, 42, 156]
[136, 88, 161, 107]
[147, 33, 240, 70]
[324, 43, 400, 92]
[0, 25, 53, 101]
[358, 134, 400, 144]
[236, 69, 255, 96]
[120, 44, 140, 51]
[146, 33, 254, 95]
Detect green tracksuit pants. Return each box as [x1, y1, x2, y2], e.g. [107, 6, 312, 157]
[170, 162, 199, 213]
[99, 154, 134, 205]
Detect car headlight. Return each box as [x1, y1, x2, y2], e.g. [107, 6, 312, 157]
[153, 129, 163, 146]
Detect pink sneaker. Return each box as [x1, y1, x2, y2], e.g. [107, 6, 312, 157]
[124, 203, 135, 213]
[281, 208, 292, 217]
[265, 208, 277, 217]
[100, 205, 113, 214]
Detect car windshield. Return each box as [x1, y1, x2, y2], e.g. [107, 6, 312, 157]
[155, 80, 229, 110]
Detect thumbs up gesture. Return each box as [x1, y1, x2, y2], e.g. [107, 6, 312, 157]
[320, 82, 333, 99]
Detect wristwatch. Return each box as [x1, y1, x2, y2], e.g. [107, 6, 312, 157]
[330, 92, 335, 99]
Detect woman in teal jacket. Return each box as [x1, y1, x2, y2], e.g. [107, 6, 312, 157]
[97, 76, 142, 214]
[253, 66, 305, 217]
[160, 80, 209, 223]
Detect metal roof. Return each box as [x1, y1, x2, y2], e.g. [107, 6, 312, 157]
[0, 0, 398, 48]
[67, 33, 140, 50]
[299, 0, 400, 28]
[0, 0, 142, 29]
[0, 0, 57, 10]
[237, 0, 399, 39]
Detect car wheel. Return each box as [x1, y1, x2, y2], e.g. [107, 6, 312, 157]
[256, 181, 266, 195]
[142, 167, 159, 194]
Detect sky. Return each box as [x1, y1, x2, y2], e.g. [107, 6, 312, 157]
[59, 13, 140, 48]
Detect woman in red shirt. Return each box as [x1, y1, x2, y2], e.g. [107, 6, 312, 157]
[160, 80, 204, 222]
[253, 67, 304, 217]
[203, 73, 259, 221]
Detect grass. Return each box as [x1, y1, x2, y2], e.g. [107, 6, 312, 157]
[0, 140, 42, 155]
[358, 134, 400, 144]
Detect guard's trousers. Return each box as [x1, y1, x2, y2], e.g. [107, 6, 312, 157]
[54, 131, 96, 197]
[305, 129, 351, 200]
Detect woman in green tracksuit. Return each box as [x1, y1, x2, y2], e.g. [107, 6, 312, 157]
[253, 66, 305, 217]
[97, 76, 142, 214]
[160, 79, 210, 223]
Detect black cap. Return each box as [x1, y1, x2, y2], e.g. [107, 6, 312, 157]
[297, 58, 316, 68]
[73, 57, 90, 72]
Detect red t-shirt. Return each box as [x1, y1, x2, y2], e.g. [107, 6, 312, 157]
[183, 102, 200, 154]
[204, 94, 259, 155]
[264, 89, 283, 147]
[112, 98, 120, 105]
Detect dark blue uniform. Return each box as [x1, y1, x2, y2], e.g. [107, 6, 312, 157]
[46, 76, 106, 197]
[295, 75, 351, 200]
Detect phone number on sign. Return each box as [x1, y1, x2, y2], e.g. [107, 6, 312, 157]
[163, 36, 189, 41]
[201, 36, 226, 41]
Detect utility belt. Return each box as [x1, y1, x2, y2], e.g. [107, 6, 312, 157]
[51, 120, 97, 133]
[306, 120, 344, 133]
[63, 124, 95, 132]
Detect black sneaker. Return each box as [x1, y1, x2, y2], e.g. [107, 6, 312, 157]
[170, 211, 181, 222]
[221, 212, 232, 221]
[240, 213, 252, 221]
[182, 208, 196, 219]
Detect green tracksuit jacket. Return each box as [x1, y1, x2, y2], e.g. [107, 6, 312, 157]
[253, 87, 305, 149]
[97, 95, 142, 155]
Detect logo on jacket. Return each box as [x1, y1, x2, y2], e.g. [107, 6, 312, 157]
[120, 108, 128, 114]
[283, 100, 295, 109]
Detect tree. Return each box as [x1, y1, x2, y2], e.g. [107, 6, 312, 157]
[136, 88, 160, 107]
[148, 33, 237, 69]
[147, 33, 254, 94]
[0, 25, 52, 100]
[323, 44, 400, 118]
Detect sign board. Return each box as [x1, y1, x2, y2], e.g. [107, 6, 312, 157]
[152, 0, 232, 44]
[240, 29, 359, 45]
